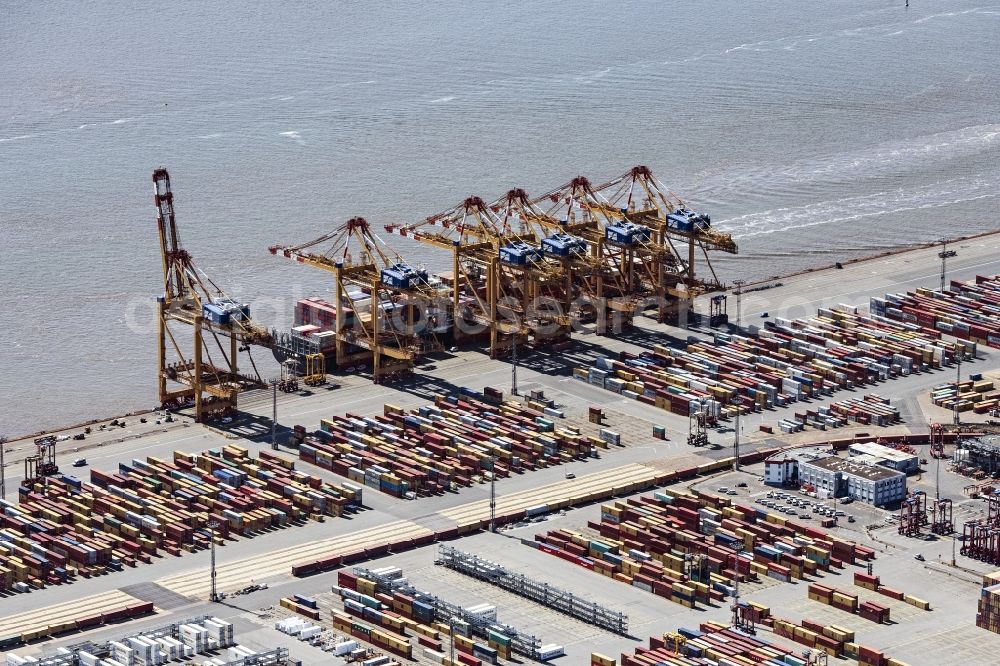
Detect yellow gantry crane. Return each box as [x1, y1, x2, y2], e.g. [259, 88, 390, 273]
[270, 217, 444, 383]
[153, 168, 273, 422]
[385, 195, 567, 358]
[528, 174, 668, 331]
[594, 165, 738, 295]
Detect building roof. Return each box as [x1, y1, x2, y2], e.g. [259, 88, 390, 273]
[802, 455, 904, 482]
[848, 441, 917, 463]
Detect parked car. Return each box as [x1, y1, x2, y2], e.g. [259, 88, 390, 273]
[799, 513, 812, 519]
[727, 490, 738, 496]
[72, 458, 87, 467]
[737, 482, 748, 488]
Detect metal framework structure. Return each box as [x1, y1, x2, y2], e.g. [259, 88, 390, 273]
[530, 175, 663, 331]
[23, 435, 58, 482]
[153, 169, 273, 422]
[351, 565, 541, 659]
[930, 422, 946, 458]
[958, 437, 1000, 475]
[930, 497, 954, 535]
[897, 492, 928, 537]
[381, 168, 737, 357]
[688, 411, 710, 447]
[961, 519, 1000, 564]
[591, 165, 739, 322]
[270, 217, 445, 382]
[386, 195, 567, 357]
[436, 545, 629, 637]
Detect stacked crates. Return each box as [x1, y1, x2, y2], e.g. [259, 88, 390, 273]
[532, 488, 874, 609]
[577, 300, 964, 420]
[977, 571, 1000, 633]
[875, 274, 1000, 349]
[622, 624, 794, 665]
[301, 390, 593, 497]
[1, 446, 357, 594]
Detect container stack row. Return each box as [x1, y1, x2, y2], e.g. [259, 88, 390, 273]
[825, 394, 901, 427]
[871, 274, 1000, 349]
[529, 487, 874, 609]
[575, 303, 965, 419]
[0, 602, 155, 650]
[808, 583, 892, 623]
[931, 377, 999, 414]
[621, 623, 799, 665]
[0, 446, 358, 594]
[301, 390, 598, 497]
[977, 570, 1000, 633]
[771, 617, 854, 656]
[853, 571, 931, 610]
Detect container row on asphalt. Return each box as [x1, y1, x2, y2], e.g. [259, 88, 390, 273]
[853, 571, 930, 610]
[0, 444, 360, 593]
[931, 377, 999, 414]
[618, 622, 802, 665]
[872, 274, 1000, 349]
[610, 620, 913, 666]
[775, 393, 901, 434]
[0, 602, 154, 650]
[529, 486, 874, 611]
[576, 302, 971, 419]
[300, 388, 603, 498]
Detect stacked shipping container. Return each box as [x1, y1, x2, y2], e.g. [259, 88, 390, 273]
[621, 623, 798, 665]
[977, 570, 1000, 634]
[931, 377, 999, 414]
[300, 390, 598, 497]
[576, 304, 967, 419]
[0, 446, 358, 594]
[872, 274, 1000, 349]
[530, 488, 874, 609]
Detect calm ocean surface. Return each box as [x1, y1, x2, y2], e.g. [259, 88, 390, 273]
[2, 1, 999, 435]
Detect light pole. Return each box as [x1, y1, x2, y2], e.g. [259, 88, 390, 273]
[511, 334, 519, 396]
[733, 280, 747, 330]
[208, 519, 220, 602]
[269, 378, 279, 450]
[0, 436, 7, 500]
[449, 618, 456, 664]
[733, 396, 744, 472]
[489, 455, 497, 533]
[953, 354, 962, 427]
[938, 239, 956, 292]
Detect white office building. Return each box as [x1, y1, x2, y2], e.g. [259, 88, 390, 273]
[798, 456, 906, 506]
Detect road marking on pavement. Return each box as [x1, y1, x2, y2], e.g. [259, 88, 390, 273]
[440, 463, 658, 526]
[156, 519, 431, 599]
[0, 590, 141, 637]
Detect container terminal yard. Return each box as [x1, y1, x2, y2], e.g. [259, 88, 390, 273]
[3, 170, 1000, 666]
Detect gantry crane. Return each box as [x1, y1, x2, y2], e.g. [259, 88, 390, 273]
[490, 187, 604, 334]
[593, 165, 738, 320]
[153, 168, 274, 422]
[385, 196, 567, 358]
[530, 175, 667, 333]
[270, 217, 444, 383]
